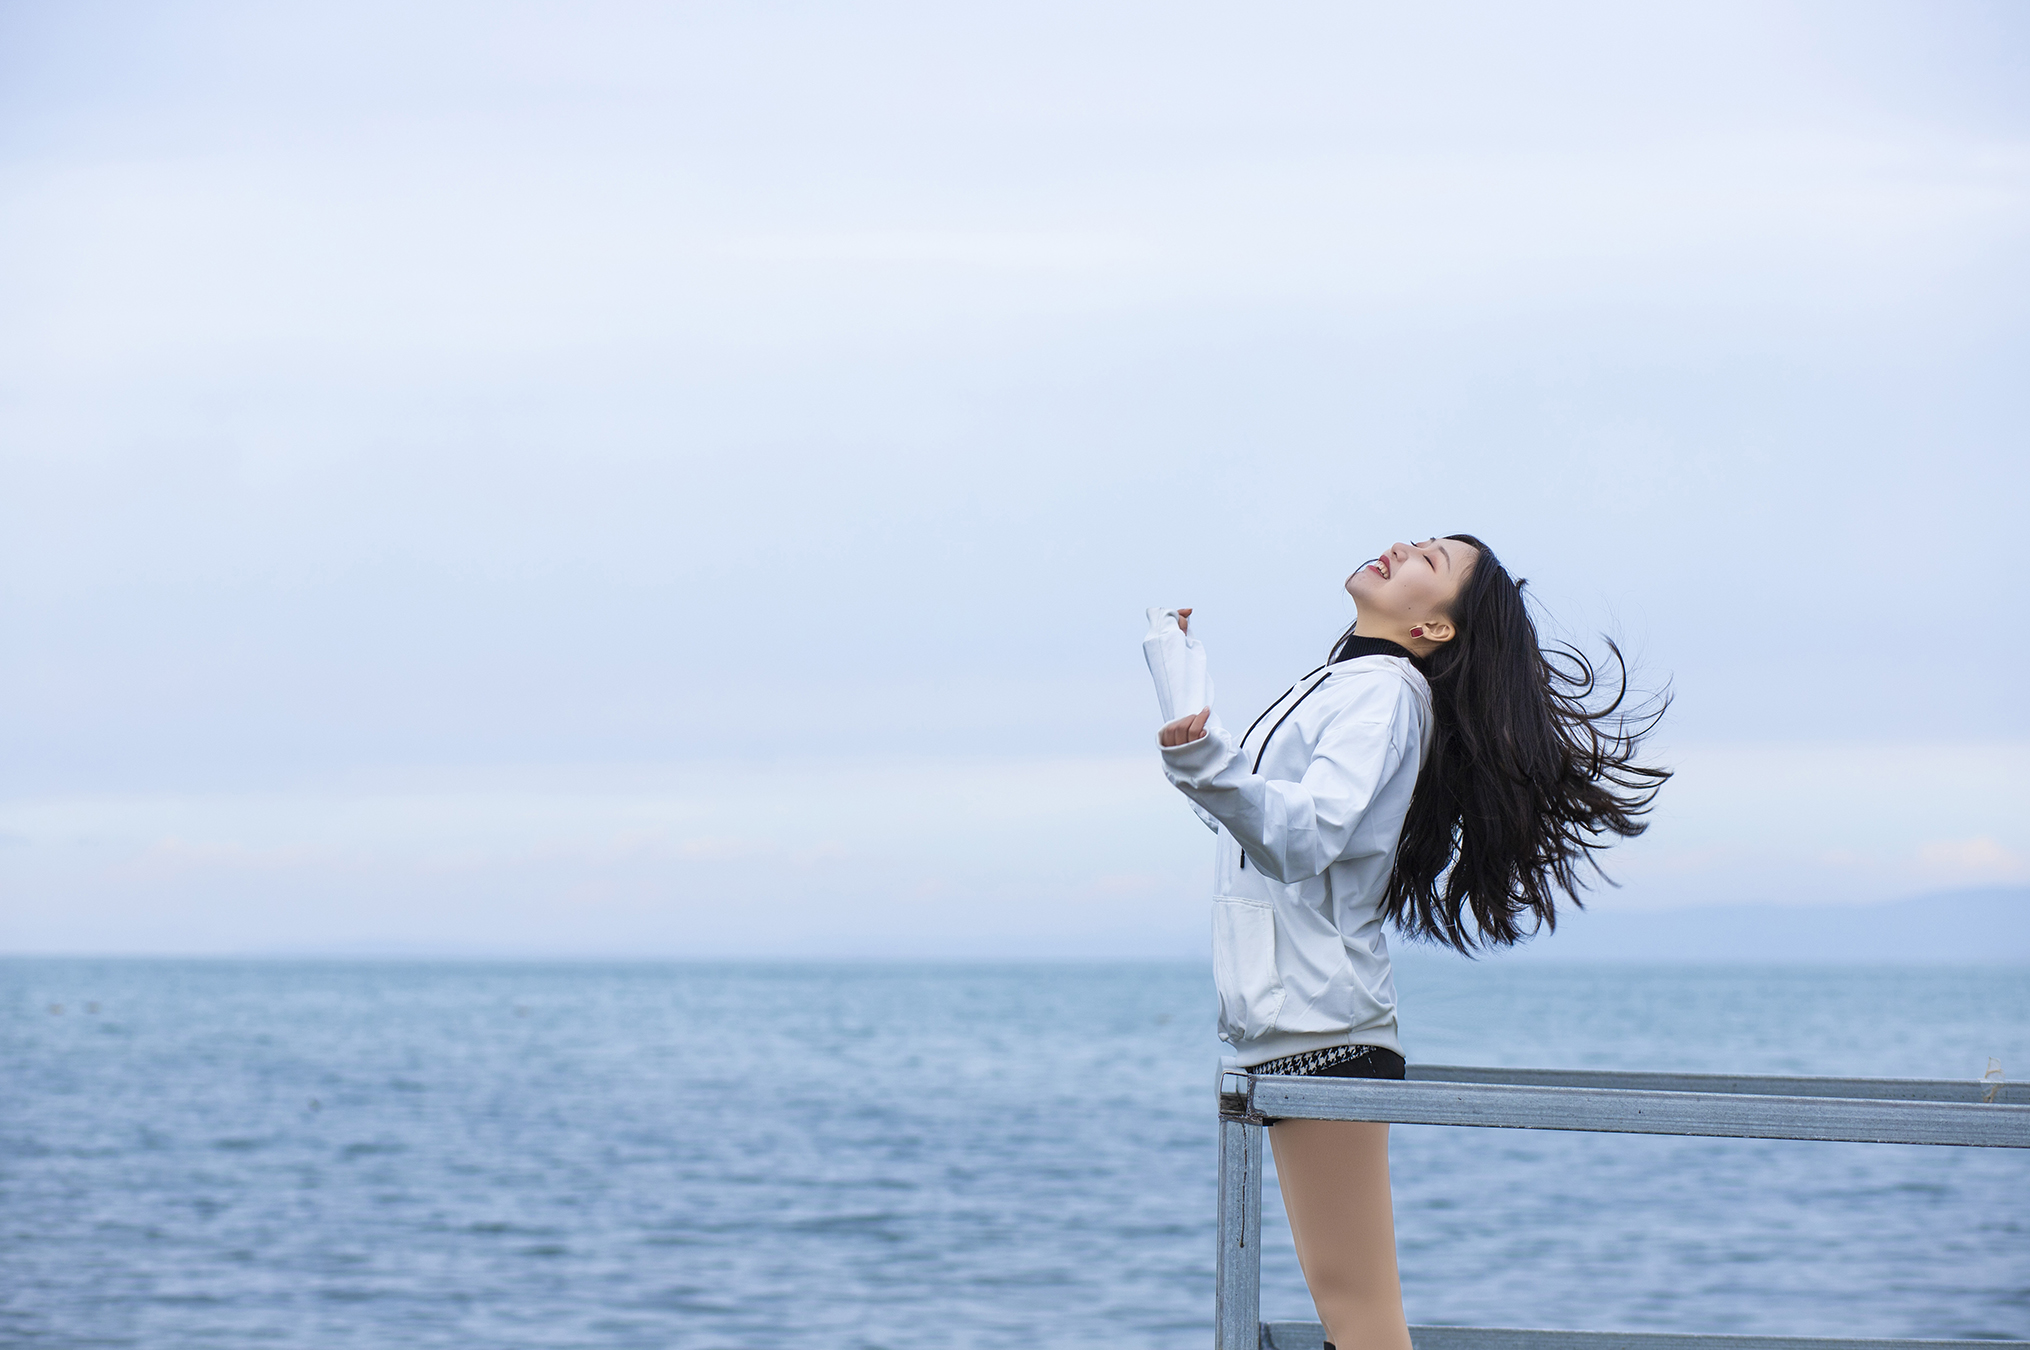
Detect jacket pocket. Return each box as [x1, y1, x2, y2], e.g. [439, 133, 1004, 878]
[1211, 898, 1284, 1043]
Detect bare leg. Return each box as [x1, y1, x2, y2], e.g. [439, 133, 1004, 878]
[1268, 1119, 1412, 1350]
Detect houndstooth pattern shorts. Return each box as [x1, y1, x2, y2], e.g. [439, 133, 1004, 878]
[1249, 1043, 1405, 1079]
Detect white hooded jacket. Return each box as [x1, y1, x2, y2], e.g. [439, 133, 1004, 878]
[1144, 608, 1432, 1066]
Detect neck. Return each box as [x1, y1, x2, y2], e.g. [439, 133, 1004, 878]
[1352, 617, 1434, 659]
[1337, 626, 1419, 663]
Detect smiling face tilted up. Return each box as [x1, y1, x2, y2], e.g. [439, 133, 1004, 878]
[1344, 538, 1477, 657]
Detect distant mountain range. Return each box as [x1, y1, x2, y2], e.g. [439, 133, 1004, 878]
[1469, 885, 2030, 964]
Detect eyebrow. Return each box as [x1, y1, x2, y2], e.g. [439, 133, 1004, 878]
[1434, 541, 1453, 569]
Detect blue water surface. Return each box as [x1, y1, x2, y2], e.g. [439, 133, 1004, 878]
[2, 959, 2025, 1347]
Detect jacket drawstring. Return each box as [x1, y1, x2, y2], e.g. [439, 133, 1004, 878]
[1238, 668, 1334, 870]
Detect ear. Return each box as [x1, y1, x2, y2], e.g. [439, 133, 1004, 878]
[1418, 618, 1457, 645]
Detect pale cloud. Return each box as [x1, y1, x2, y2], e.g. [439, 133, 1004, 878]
[1917, 836, 2030, 882]
[1452, 741, 2030, 913]
[5, 133, 2021, 377]
[4, 743, 2023, 956]
[0, 757, 1206, 956]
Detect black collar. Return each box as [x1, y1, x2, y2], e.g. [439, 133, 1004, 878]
[1334, 633, 1416, 663]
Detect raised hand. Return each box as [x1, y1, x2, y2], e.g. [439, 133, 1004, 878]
[1159, 706, 1212, 747]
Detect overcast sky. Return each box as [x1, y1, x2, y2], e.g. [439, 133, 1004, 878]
[3, 0, 2026, 958]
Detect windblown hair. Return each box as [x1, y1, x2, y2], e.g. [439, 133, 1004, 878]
[1333, 535, 1670, 953]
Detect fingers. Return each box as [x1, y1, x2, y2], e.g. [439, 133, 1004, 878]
[1158, 707, 1213, 747]
[1177, 606, 1192, 633]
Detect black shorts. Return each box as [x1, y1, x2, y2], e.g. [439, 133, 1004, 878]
[1249, 1043, 1406, 1080]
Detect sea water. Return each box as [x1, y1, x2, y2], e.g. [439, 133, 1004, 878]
[2, 959, 2025, 1347]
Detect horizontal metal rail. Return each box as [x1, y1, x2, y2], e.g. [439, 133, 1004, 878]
[1215, 1065, 2029, 1350]
[1406, 1064, 2027, 1106]
[1236, 1075, 2030, 1148]
[1263, 1324, 2025, 1350]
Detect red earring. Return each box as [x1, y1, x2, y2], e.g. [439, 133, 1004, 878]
[1410, 626, 1424, 638]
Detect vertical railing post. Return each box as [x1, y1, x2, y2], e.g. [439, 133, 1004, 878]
[1216, 1072, 1263, 1350]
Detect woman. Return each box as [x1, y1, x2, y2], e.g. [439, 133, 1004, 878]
[1143, 535, 1667, 1349]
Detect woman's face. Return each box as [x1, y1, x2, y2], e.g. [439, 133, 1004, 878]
[1345, 538, 1473, 626]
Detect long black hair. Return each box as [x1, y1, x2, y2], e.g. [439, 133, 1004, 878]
[1333, 534, 1670, 952]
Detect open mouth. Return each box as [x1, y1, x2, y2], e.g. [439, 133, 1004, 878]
[1368, 559, 1390, 580]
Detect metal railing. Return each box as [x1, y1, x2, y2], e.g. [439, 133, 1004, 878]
[1215, 1064, 2030, 1350]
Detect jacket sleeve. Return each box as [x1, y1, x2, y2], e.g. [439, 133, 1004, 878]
[1142, 607, 1215, 725]
[1143, 607, 1226, 835]
[1158, 676, 1407, 884]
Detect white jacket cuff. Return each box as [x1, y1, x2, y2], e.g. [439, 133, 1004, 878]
[1160, 724, 1238, 788]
